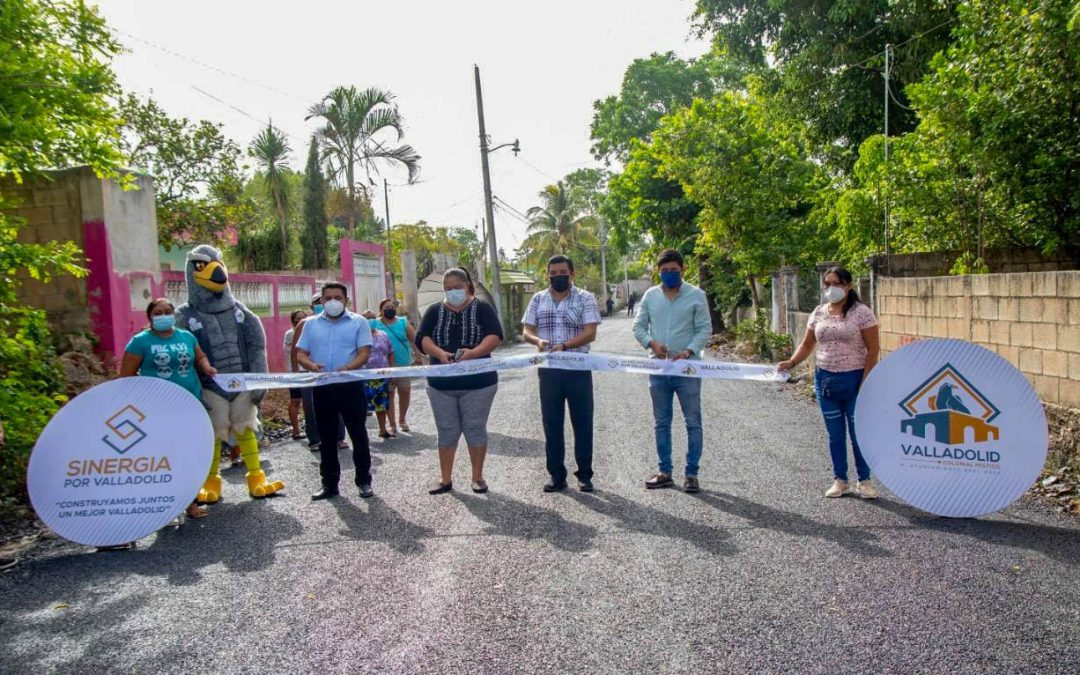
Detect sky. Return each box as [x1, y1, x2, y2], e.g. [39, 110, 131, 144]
[93, 0, 710, 253]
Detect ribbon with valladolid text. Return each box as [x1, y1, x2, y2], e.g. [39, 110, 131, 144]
[213, 352, 787, 392]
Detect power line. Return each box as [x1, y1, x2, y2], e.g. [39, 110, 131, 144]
[803, 17, 957, 91]
[516, 156, 561, 182]
[116, 28, 310, 102]
[886, 82, 916, 111]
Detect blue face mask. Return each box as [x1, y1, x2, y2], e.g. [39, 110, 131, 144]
[445, 289, 468, 306]
[152, 315, 175, 332]
[660, 270, 682, 289]
[313, 304, 324, 314]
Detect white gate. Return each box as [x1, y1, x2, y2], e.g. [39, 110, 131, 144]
[352, 254, 385, 314]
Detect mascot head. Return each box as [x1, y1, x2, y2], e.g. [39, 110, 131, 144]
[185, 245, 236, 312]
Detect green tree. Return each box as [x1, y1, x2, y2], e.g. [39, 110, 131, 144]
[590, 51, 718, 165]
[248, 122, 293, 269]
[520, 181, 596, 271]
[830, 0, 1080, 268]
[652, 92, 826, 306]
[118, 94, 251, 248]
[306, 86, 421, 236]
[692, 0, 958, 172]
[0, 0, 126, 503]
[301, 137, 329, 269]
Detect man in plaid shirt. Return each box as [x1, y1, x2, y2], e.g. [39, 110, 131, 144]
[522, 255, 602, 492]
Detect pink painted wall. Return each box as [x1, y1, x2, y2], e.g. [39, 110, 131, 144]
[84, 225, 382, 373]
[84, 220, 155, 368]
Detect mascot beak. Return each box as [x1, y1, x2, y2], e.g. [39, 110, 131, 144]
[194, 261, 228, 293]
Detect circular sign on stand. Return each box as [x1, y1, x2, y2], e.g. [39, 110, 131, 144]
[855, 338, 1047, 518]
[27, 377, 214, 547]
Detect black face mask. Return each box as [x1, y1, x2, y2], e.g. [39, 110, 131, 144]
[550, 275, 571, 293]
[382, 308, 397, 319]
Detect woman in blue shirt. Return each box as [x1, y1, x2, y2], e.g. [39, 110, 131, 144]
[120, 298, 217, 519]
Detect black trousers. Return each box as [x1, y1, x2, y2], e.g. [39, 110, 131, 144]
[312, 381, 371, 488]
[302, 386, 344, 446]
[539, 369, 594, 484]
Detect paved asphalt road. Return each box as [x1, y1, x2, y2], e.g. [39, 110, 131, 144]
[2, 314, 1079, 674]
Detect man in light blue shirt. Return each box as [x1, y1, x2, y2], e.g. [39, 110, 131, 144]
[296, 282, 374, 501]
[632, 248, 713, 493]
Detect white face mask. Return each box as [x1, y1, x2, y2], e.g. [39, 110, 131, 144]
[324, 299, 346, 317]
[823, 286, 847, 304]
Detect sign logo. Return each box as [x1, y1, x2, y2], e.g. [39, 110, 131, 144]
[227, 377, 243, 390]
[681, 364, 697, 377]
[855, 339, 1047, 518]
[529, 355, 544, 366]
[898, 364, 1001, 445]
[102, 405, 147, 454]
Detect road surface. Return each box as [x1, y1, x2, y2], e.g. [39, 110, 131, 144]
[2, 314, 1079, 673]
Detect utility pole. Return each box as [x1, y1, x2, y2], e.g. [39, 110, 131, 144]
[474, 65, 503, 328]
[883, 44, 891, 272]
[383, 178, 396, 298]
[598, 218, 609, 308]
[623, 254, 629, 308]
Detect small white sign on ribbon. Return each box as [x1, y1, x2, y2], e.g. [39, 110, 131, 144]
[27, 378, 215, 546]
[855, 338, 1048, 518]
[213, 351, 787, 392]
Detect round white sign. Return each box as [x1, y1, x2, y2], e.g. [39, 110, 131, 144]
[855, 338, 1048, 517]
[27, 377, 214, 546]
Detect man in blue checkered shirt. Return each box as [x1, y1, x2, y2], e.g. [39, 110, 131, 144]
[522, 255, 602, 492]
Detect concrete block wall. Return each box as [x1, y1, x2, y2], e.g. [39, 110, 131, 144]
[876, 271, 1080, 408]
[0, 169, 92, 334]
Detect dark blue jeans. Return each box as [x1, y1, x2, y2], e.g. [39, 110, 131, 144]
[814, 368, 870, 482]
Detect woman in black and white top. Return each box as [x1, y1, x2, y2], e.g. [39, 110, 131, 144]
[416, 267, 503, 495]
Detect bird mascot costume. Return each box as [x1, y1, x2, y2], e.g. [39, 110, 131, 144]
[177, 245, 285, 501]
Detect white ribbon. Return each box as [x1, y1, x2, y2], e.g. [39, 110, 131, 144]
[213, 351, 786, 392]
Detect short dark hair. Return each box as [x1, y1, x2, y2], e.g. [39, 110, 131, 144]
[321, 281, 348, 297]
[657, 248, 684, 268]
[547, 255, 574, 273]
[290, 309, 307, 325]
[145, 298, 174, 320]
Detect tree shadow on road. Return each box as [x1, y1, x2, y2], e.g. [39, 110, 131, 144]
[330, 496, 433, 555]
[452, 492, 597, 553]
[485, 432, 545, 458]
[690, 490, 893, 558]
[370, 431, 438, 458]
[865, 497, 1080, 566]
[564, 489, 738, 556]
[0, 588, 152, 674]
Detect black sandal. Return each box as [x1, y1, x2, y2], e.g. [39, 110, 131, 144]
[471, 480, 489, 494]
[428, 481, 453, 495]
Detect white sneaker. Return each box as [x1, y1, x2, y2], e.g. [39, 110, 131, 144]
[825, 479, 851, 498]
[855, 479, 878, 499]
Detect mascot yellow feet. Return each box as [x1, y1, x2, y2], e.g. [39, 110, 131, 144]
[246, 469, 285, 498]
[197, 475, 222, 504]
[236, 428, 283, 498]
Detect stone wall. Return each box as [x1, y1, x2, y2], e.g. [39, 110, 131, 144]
[876, 272, 1080, 408]
[868, 247, 1080, 279]
[1, 168, 92, 334]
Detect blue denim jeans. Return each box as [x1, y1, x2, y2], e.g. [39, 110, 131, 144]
[814, 368, 870, 482]
[648, 375, 703, 477]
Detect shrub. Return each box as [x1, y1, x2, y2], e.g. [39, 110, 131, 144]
[734, 313, 792, 361]
[0, 307, 68, 507]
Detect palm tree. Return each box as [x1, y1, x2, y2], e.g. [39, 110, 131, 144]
[249, 121, 292, 268]
[522, 181, 596, 268]
[306, 86, 421, 236]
